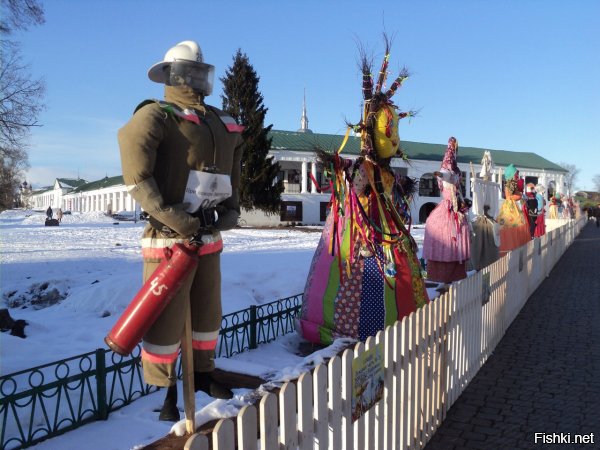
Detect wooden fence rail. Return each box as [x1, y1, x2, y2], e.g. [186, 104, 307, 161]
[184, 217, 585, 450]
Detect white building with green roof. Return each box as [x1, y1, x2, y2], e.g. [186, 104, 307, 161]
[26, 125, 568, 226]
[264, 128, 568, 225]
[27, 175, 136, 216]
[27, 178, 88, 210]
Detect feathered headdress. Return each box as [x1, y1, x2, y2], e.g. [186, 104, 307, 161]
[352, 35, 416, 162]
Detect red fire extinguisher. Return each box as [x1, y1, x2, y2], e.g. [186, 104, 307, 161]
[105, 243, 199, 356]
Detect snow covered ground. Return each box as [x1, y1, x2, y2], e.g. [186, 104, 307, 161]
[0, 209, 429, 449]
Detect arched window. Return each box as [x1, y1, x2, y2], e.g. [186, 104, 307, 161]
[419, 173, 441, 197]
[419, 202, 438, 223]
[525, 176, 539, 186]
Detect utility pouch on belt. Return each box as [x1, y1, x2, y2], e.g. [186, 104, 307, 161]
[191, 207, 217, 228]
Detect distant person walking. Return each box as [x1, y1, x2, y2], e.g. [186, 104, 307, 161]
[595, 205, 600, 228]
[46, 206, 53, 220]
[56, 208, 63, 223]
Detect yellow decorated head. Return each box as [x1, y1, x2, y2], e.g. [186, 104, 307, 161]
[372, 104, 400, 159]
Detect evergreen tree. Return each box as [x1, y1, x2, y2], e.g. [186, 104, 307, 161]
[221, 49, 283, 214]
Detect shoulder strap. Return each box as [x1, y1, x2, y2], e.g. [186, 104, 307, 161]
[133, 99, 201, 125]
[206, 106, 244, 133]
[133, 99, 160, 114]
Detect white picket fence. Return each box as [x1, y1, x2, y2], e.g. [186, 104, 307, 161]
[184, 217, 586, 450]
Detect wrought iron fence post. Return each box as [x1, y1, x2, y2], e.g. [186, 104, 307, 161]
[95, 348, 108, 420]
[250, 305, 257, 350]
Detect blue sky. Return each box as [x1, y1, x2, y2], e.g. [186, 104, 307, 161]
[16, 0, 600, 190]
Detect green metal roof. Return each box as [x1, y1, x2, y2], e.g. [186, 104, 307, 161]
[269, 130, 567, 173]
[70, 175, 124, 193]
[57, 178, 88, 189]
[31, 186, 54, 194]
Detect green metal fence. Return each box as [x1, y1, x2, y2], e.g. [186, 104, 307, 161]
[217, 294, 302, 357]
[0, 294, 302, 450]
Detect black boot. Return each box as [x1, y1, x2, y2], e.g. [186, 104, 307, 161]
[194, 371, 233, 399]
[158, 384, 180, 422]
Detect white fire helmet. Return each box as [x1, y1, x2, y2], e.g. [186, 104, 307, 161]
[148, 40, 215, 96]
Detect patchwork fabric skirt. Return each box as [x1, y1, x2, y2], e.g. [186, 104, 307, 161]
[297, 214, 429, 346]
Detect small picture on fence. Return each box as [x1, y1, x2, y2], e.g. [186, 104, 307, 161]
[481, 272, 491, 305]
[352, 343, 384, 422]
[519, 248, 525, 272]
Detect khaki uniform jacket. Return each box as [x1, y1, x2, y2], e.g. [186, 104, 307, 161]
[118, 85, 244, 244]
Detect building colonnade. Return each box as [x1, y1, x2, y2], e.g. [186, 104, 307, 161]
[27, 187, 138, 215]
[62, 188, 137, 214]
[25, 154, 566, 226]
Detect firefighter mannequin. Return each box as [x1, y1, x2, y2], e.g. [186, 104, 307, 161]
[118, 40, 244, 421]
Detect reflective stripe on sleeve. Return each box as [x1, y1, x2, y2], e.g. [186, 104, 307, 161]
[219, 115, 245, 133]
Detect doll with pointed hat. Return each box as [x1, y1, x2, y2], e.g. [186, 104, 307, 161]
[422, 137, 471, 282]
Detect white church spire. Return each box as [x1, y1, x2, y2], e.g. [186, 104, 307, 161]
[298, 89, 312, 133]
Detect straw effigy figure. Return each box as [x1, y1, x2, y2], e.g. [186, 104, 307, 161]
[496, 164, 531, 256]
[422, 137, 472, 283]
[297, 36, 429, 346]
[534, 184, 546, 237]
[469, 151, 501, 271]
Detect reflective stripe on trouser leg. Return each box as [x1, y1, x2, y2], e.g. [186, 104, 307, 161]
[140, 258, 195, 387]
[190, 251, 222, 372]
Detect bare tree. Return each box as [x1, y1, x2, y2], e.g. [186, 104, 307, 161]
[0, 0, 45, 210]
[559, 162, 580, 197]
[1, 45, 45, 148]
[0, 0, 45, 35]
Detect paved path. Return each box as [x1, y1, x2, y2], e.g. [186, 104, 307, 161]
[425, 221, 600, 450]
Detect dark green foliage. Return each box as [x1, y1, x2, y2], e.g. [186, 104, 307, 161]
[221, 49, 283, 214]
